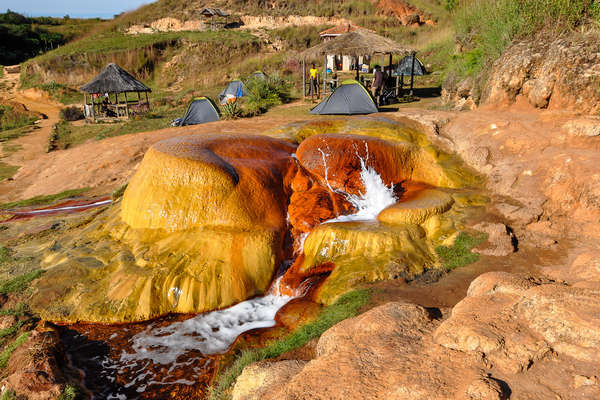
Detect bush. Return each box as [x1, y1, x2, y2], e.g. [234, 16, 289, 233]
[60, 106, 84, 121]
[221, 101, 242, 119]
[243, 74, 291, 117]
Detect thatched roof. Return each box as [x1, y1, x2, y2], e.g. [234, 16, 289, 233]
[319, 23, 375, 37]
[301, 30, 412, 59]
[199, 7, 230, 17]
[80, 63, 151, 94]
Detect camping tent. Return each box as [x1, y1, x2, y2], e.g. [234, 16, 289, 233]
[249, 71, 268, 81]
[172, 97, 220, 126]
[310, 80, 378, 115]
[393, 54, 427, 76]
[218, 80, 248, 104]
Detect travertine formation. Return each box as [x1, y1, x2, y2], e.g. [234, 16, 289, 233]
[31, 120, 476, 322]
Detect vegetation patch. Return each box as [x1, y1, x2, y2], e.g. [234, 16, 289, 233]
[0, 162, 19, 182]
[242, 74, 291, 117]
[0, 270, 43, 295]
[0, 104, 38, 132]
[0, 188, 89, 210]
[38, 81, 81, 105]
[0, 332, 29, 369]
[435, 231, 488, 271]
[58, 385, 80, 400]
[112, 183, 128, 200]
[0, 389, 16, 400]
[209, 289, 370, 400]
[445, 0, 600, 98]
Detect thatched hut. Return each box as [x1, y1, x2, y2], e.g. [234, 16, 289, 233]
[80, 63, 151, 121]
[319, 23, 375, 71]
[300, 31, 412, 98]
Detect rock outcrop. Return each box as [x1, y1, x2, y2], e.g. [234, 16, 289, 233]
[445, 31, 600, 113]
[30, 119, 482, 322]
[235, 268, 600, 399]
[31, 134, 297, 323]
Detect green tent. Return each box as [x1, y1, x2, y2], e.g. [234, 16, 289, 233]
[310, 80, 378, 115]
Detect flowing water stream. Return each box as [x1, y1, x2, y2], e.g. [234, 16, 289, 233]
[62, 144, 398, 399]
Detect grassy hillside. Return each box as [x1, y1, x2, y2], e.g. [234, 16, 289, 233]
[112, 0, 448, 26]
[442, 0, 600, 99]
[0, 10, 102, 65]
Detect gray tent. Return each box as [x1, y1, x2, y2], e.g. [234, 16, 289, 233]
[218, 80, 248, 104]
[310, 80, 378, 115]
[393, 54, 427, 76]
[172, 97, 220, 126]
[249, 71, 268, 80]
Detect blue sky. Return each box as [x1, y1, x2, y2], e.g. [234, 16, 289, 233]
[3, 0, 155, 19]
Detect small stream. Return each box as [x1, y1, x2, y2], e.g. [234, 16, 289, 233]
[60, 143, 400, 398]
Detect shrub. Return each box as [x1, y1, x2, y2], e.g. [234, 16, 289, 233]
[60, 106, 84, 121]
[243, 74, 291, 117]
[221, 101, 242, 119]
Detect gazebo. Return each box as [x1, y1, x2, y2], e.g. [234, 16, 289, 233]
[80, 63, 151, 121]
[300, 30, 412, 98]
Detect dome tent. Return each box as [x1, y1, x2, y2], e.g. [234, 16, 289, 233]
[249, 71, 268, 80]
[310, 80, 378, 115]
[172, 97, 220, 126]
[218, 80, 248, 105]
[393, 54, 427, 76]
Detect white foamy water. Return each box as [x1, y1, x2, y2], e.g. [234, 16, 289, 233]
[322, 143, 397, 223]
[112, 277, 300, 391]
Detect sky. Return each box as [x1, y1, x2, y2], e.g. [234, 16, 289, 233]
[2, 0, 155, 19]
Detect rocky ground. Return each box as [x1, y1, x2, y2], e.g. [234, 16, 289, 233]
[231, 105, 600, 399]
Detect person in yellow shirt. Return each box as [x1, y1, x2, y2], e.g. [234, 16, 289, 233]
[309, 63, 319, 97]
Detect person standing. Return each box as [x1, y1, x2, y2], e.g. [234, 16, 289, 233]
[371, 65, 385, 106]
[309, 63, 320, 98]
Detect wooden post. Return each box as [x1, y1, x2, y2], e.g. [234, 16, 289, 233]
[322, 55, 327, 99]
[395, 76, 400, 97]
[388, 53, 393, 76]
[409, 51, 416, 96]
[83, 93, 86, 118]
[302, 58, 306, 99]
[400, 74, 404, 97]
[381, 54, 385, 69]
[125, 92, 130, 118]
[146, 92, 150, 110]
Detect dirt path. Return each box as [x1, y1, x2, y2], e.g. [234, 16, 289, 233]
[0, 66, 62, 176]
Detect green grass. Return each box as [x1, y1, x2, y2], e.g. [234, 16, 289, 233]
[209, 289, 370, 400]
[0, 188, 89, 210]
[58, 384, 79, 400]
[0, 321, 24, 340]
[448, 0, 600, 92]
[0, 389, 16, 400]
[435, 231, 488, 270]
[0, 125, 36, 143]
[0, 247, 10, 265]
[0, 303, 28, 317]
[0, 270, 43, 294]
[0, 162, 19, 182]
[53, 107, 180, 149]
[32, 31, 257, 61]
[0, 104, 38, 132]
[37, 81, 81, 105]
[0, 332, 28, 369]
[112, 183, 128, 200]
